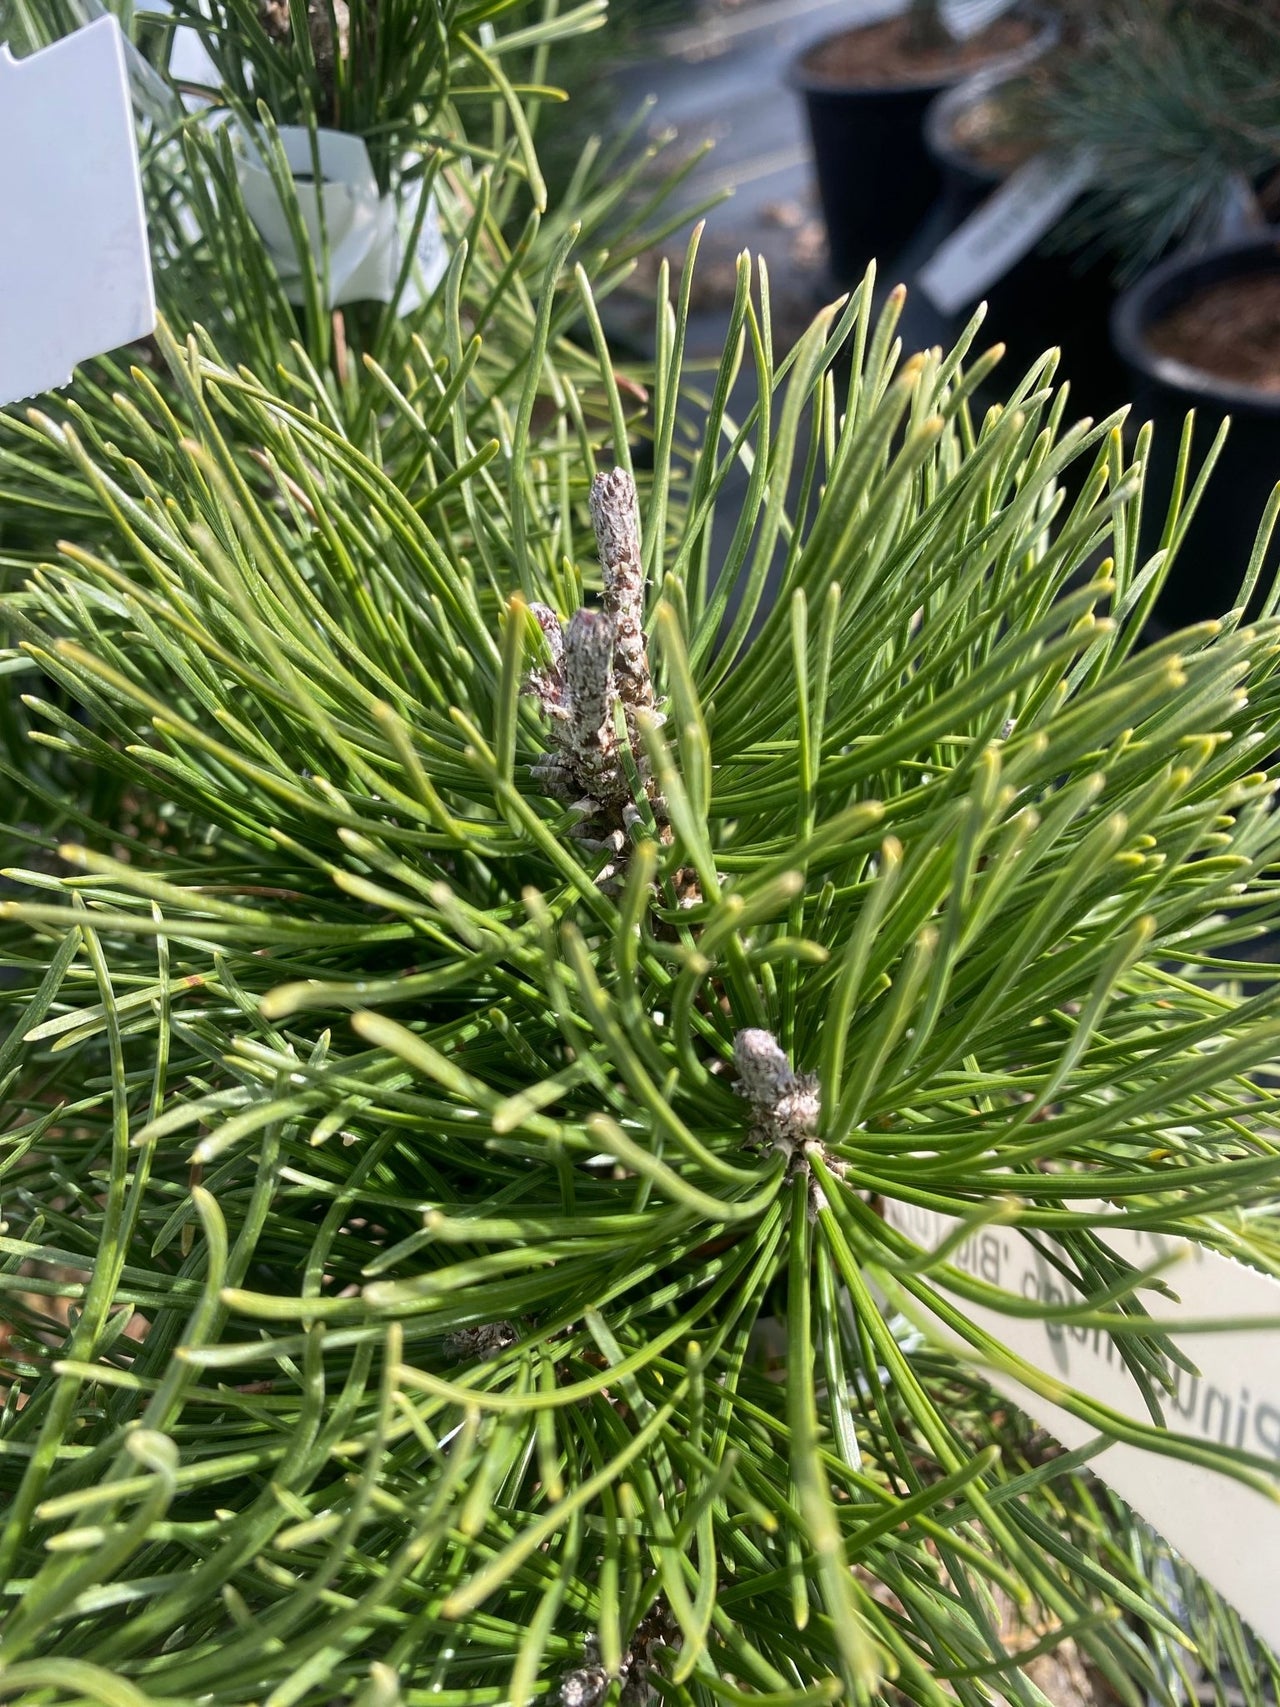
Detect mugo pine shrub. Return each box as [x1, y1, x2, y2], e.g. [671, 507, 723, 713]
[4, 244, 1280, 1704]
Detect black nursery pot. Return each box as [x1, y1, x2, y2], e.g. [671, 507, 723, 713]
[789, 7, 1057, 287]
[1111, 237, 1280, 629]
[919, 71, 1128, 419]
[923, 68, 1016, 230]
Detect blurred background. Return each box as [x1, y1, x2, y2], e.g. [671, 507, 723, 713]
[575, 0, 1280, 635]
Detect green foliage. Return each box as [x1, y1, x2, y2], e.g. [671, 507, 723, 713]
[3, 226, 1280, 1701]
[0, 0, 701, 582]
[0, 0, 682, 420]
[1047, 0, 1280, 276]
[156, 0, 610, 202]
[162, 0, 559, 138]
[4, 0, 606, 177]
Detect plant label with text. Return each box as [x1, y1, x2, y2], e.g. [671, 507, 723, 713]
[917, 152, 1094, 316]
[0, 16, 156, 409]
[882, 1197, 1280, 1648]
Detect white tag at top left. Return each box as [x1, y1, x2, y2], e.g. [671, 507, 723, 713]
[0, 16, 156, 409]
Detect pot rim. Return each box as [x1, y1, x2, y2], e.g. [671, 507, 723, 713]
[787, 3, 1059, 98]
[923, 63, 1031, 182]
[1110, 234, 1280, 418]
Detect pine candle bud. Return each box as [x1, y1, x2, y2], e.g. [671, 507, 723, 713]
[443, 1321, 519, 1363]
[563, 609, 615, 749]
[734, 1028, 821, 1152]
[733, 1028, 796, 1108]
[563, 610, 628, 810]
[528, 607, 633, 830]
[258, 1, 351, 122]
[524, 468, 666, 876]
[530, 601, 565, 669]
[258, 0, 291, 40]
[258, 0, 350, 57]
[590, 468, 656, 739]
[524, 602, 568, 728]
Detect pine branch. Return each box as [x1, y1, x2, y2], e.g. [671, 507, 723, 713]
[4, 197, 1280, 1706]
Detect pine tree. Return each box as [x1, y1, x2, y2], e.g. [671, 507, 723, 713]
[3, 5, 1280, 1705]
[1047, 0, 1280, 275]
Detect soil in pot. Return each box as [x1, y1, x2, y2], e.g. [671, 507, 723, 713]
[948, 73, 1044, 178]
[1112, 240, 1280, 631]
[792, 6, 1055, 286]
[947, 88, 1040, 177]
[926, 67, 1048, 220]
[1146, 274, 1280, 394]
[800, 13, 1037, 87]
[919, 69, 1129, 422]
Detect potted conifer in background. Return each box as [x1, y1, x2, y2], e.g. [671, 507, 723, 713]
[0, 0, 695, 558]
[789, 0, 1057, 284]
[915, 0, 1280, 625]
[1096, 0, 1280, 623]
[1, 0, 668, 425]
[0, 0, 688, 833]
[5, 4, 1280, 1704]
[918, 51, 1126, 416]
[1053, 0, 1280, 594]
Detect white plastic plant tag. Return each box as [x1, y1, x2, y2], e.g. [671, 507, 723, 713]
[0, 15, 156, 408]
[237, 126, 449, 313]
[917, 150, 1095, 316]
[23, 0, 184, 129]
[166, 18, 219, 101]
[882, 1198, 1280, 1648]
[143, 0, 223, 110]
[941, 0, 1016, 40]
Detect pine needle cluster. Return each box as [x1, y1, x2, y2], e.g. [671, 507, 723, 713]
[1048, 0, 1280, 275]
[2, 6, 1280, 1706]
